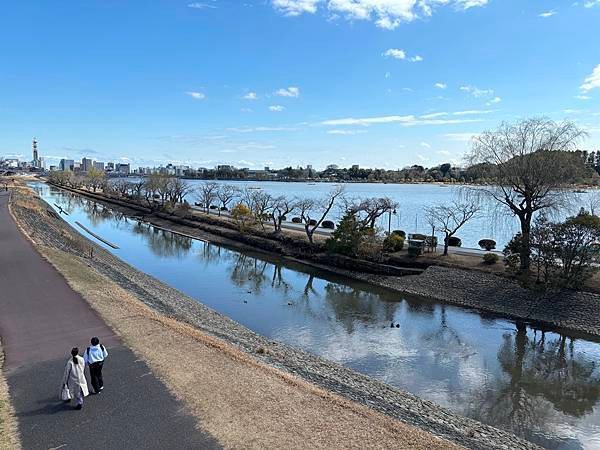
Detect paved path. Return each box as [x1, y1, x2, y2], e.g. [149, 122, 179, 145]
[0, 192, 220, 449]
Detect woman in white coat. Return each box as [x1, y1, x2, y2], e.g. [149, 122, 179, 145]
[61, 347, 89, 409]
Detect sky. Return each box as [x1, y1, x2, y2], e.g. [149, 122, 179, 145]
[1, 0, 599, 170]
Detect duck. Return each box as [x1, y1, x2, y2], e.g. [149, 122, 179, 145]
[390, 322, 395, 328]
[243, 300, 248, 304]
[287, 302, 293, 306]
[396, 324, 400, 328]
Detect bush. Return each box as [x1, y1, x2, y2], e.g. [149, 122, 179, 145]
[326, 212, 363, 257]
[407, 246, 422, 257]
[309, 219, 317, 226]
[391, 230, 406, 238]
[209, 205, 218, 210]
[291, 217, 302, 224]
[280, 215, 287, 221]
[321, 220, 335, 229]
[483, 253, 500, 265]
[383, 234, 404, 252]
[231, 203, 252, 230]
[411, 233, 427, 240]
[220, 206, 228, 211]
[447, 236, 462, 247]
[479, 239, 496, 251]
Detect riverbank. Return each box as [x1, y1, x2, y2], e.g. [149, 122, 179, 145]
[13, 184, 538, 448]
[0, 341, 20, 450]
[49, 182, 600, 338]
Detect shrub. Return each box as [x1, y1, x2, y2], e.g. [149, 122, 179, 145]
[321, 220, 335, 229]
[326, 212, 363, 257]
[309, 219, 317, 226]
[220, 206, 228, 211]
[411, 233, 427, 240]
[383, 234, 404, 252]
[209, 205, 218, 210]
[291, 217, 302, 224]
[231, 203, 252, 230]
[479, 239, 496, 251]
[407, 246, 422, 257]
[483, 253, 500, 265]
[280, 215, 287, 221]
[391, 230, 406, 238]
[447, 236, 462, 247]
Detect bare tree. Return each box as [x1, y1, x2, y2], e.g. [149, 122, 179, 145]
[298, 186, 345, 244]
[241, 188, 273, 230]
[270, 196, 297, 233]
[469, 118, 588, 272]
[346, 197, 398, 229]
[197, 181, 219, 213]
[216, 184, 239, 216]
[424, 201, 480, 256]
[166, 178, 191, 204]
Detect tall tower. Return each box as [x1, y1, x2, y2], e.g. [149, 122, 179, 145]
[32, 138, 39, 166]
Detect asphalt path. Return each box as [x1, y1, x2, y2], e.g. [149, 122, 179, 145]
[0, 191, 220, 449]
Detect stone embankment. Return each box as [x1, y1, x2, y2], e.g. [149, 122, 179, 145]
[11, 187, 540, 450]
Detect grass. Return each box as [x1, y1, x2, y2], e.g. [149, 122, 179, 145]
[0, 341, 21, 450]
[37, 245, 462, 450]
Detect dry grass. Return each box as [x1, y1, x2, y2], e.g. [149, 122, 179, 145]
[39, 246, 461, 450]
[0, 341, 21, 450]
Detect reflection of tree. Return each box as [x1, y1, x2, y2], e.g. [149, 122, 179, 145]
[228, 254, 270, 294]
[462, 323, 600, 442]
[131, 223, 193, 258]
[323, 284, 398, 333]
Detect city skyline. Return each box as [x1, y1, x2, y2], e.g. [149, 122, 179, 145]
[1, 1, 599, 169]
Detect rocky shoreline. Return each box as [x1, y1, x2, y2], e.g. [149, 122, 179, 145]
[49, 182, 600, 338]
[12, 187, 541, 449]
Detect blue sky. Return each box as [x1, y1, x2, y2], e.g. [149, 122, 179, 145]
[1, 0, 599, 170]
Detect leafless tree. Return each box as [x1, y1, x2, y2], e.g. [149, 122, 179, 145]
[345, 196, 398, 229]
[241, 188, 273, 230]
[270, 196, 297, 233]
[197, 181, 219, 213]
[166, 178, 191, 204]
[585, 191, 600, 216]
[424, 201, 480, 256]
[298, 186, 345, 244]
[216, 184, 239, 215]
[469, 118, 588, 271]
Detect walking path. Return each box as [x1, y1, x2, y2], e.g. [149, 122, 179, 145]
[0, 192, 219, 449]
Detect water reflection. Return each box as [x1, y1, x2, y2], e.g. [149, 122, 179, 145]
[36, 183, 600, 448]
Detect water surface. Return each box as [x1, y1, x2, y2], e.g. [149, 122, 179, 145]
[34, 183, 600, 449]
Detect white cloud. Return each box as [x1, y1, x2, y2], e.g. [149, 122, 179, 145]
[410, 55, 423, 62]
[273, 0, 320, 16]
[327, 129, 366, 135]
[321, 114, 483, 127]
[460, 85, 494, 97]
[581, 64, 600, 92]
[444, 132, 476, 142]
[275, 86, 300, 98]
[420, 142, 431, 148]
[240, 107, 254, 112]
[416, 154, 429, 162]
[436, 150, 452, 156]
[434, 83, 447, 89]
[584, 1, 600, 8]
[452, 109, 493, 116]
[227, 126, 295, 133]
[486, 96, 502, 105]
[243, 91, 258, 100]
[576, 95, 591, 100]
[383, 48, 406, 60]
[273, 0, 488, 29]
[187, 2, 217, 9]
[186, 91, 206, 100]
[538, 10, 556, 17]
[420, 112, 448, 119]
[269, 105, 286, 112]
[384, 71, 391, 79]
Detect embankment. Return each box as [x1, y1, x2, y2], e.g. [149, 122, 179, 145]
[15, 185, 539, 449]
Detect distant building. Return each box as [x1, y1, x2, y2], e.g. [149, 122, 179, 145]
[326, 164, 339, 170]
[82, 158, 93, 172]
[116, 163, 130, 175]
[106, 162, 115, 171]
[93, 161, 105, 171]
[32, 138, 39, 168]
[264, 166, 270, 172]
[351, 165, 359, 170]
[217, 165, 233, 171]
[59, 159, 74, 171]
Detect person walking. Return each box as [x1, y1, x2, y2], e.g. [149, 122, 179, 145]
[61, 347, 89, 410]
[84, 337, 108, 394]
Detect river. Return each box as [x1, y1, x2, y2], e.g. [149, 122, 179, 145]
[34, 182, 600, 449]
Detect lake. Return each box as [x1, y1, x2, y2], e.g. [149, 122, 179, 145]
[124, 178, 594, 249]
[35, 182, 600, 449]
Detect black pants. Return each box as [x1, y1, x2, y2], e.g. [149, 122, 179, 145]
[89, 361, 104, 393]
